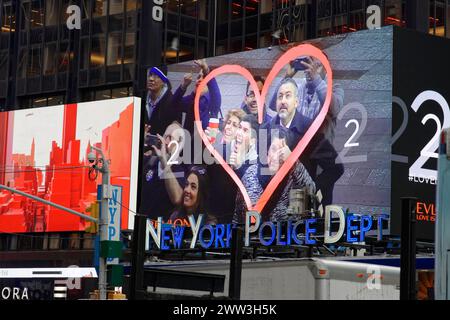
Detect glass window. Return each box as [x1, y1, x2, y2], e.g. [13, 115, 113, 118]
[261, 0, 272, 14]
[333, 14, 348, 34]
[198, 39, 208, 58]
[259, 31, 272, 49]
[126, 0, 138, 11]
[199, 20, 208, 37]
[216, 23, 228, 41]
[217, 0, 229, 23]
[125, 10, 137, 30]
[112, 87, 130, 98]
[17, 48, 27, 78]
[80, 38, 90, 70]
[260, 12, 273, 30]
[385, 0, 403, 26]
[33, 97, 48, 107]
[20, 2, 30, 30]
[82, 0, 91, 19]
[165, 32, 178, 64]
[0, 34, 9, 50]
[318, 0, 332, 18]
[333, 0, 348, 15]
[60, 0, 71, 24]
[2, 4, 15, 31]
[92, 17, 107, 34]
[45, 0, 59, 26]
[50, 95, 64, 105]
[231, 20, 243, 37]
[292, 24, 306, 42]
[58, 42, 70, 72]
[245, 16, 258, 34]
[215, 41, 228, 56]
[244, 35, 257, 51]
[110, 0, 124, 15]
[246, 0, 259, 16]
[198, 0, 208, 20]
[167, 0, 180, 13]
[181, 0, 197, 17]
[31, 0, 44, 28]
[181, 16, 196, 34]
[435, 3, 445, 37]
[93, 0, 106, 17]
[91, 35, 106, 67]
[318, 18, 332, 37]
[27, 47, 42, 77]
[349, 11, 364, 31]
[429, 1, 435, 35]
[349, 0, 363, 11]
[231, 0, 244, 19]
[230, 38, 242, 53]
[447, 1, 450, 38]
[96, 89, 112, 100]
[179, 35, 195, 62]
[123, 33, 135, 64]
[43, 43, 57, 75]
[107, 33, 122, 66]
[167, 13, 179, 31]
[0, 51, 8, 80]
[109, 11, 124, 32]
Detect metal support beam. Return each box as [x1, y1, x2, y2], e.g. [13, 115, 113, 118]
[228, 226, 243, 300]
[406, 0, 430, 33]
[400, 197, 418, 300]
[129, 214, 147, 300]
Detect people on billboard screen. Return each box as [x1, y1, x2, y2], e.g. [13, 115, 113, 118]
[140, 46, 345, 225]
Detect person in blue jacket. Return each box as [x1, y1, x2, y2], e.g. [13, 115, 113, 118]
[172, 59, 222, 135]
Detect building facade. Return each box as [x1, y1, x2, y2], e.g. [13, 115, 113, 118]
[0, 0, 449, 265]
[0, 0, 449, 111]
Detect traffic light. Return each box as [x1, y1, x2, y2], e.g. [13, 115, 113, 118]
[85, 201, 99, 233]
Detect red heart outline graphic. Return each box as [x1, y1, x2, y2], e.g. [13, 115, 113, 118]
[194, 44, 333, 214]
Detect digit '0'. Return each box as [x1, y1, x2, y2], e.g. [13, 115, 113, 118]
[152, 6, 163, 22]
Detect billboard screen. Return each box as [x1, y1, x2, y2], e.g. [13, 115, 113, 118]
[139, 26, 393, 232]
[0, 97, 141, 232]
[391, 27, 450, 241]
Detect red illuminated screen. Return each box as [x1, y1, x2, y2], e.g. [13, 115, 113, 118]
[0, 98, 140, 232]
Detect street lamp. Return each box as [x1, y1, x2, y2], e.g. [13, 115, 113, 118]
[89, 145, 111, 300]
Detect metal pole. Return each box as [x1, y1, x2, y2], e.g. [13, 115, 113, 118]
[400, 197, 417, 300]
[92, 145, 110, 301]
[229, 226, 243, 300]
[129, 214, 147, 300]
[0, 184, 97, 223]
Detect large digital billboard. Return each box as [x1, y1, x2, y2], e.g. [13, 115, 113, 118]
[0, 97, 141, 232]
[391, 27, 450, 241]
[138, 26, 393, 237]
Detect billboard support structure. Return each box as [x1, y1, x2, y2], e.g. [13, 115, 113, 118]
[400, 197, 418, 300]
[129, 214, 147, 300]
[229, 226, 244, 300]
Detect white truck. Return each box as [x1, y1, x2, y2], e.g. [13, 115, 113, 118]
[143, 257, 402, 300]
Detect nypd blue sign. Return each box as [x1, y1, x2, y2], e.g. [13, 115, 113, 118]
[146, 206, 387, 250]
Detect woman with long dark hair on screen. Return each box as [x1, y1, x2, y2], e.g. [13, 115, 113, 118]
[169, 166, 217, 225]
